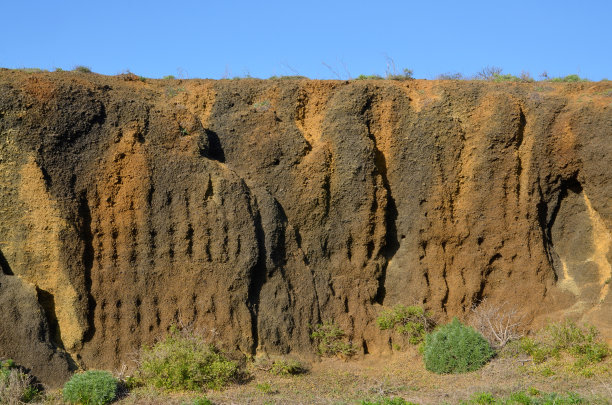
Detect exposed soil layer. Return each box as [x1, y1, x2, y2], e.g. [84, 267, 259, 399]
[1, 70, 611, 386]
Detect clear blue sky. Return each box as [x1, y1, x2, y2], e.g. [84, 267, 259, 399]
[2, 0, 610, 80]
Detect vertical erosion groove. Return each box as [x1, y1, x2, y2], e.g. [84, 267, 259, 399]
[362, 95, 399, 304]
[78, 193, 97, 343]
[247, 196, 267, 353]
[0, 250, 14, 275]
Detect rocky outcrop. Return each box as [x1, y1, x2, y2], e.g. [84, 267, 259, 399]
[0, 70, 611, 386]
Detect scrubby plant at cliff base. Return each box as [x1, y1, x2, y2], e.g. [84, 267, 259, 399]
[310, 321, 356, 357]
[423, 318, 494, 374]
[503, 319, 609, 370]
[62, 370, 118, 405]
[376, 304, 435, 345]
[0, 359, 40, 404]
[270, 358, 308, 376]
[136, 327, 242, 391]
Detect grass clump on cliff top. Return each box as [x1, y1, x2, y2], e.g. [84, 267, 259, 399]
[62, 370, 118, 405]
[135, 326, 243, 391]
[423, 318, 494, 374]
[376, 304, 435, 345]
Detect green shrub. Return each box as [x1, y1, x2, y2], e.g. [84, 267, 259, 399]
[136, 328, 241, 391]
[163, 75, 176, 80]
[550, 74, 588, 82]
[73, 65, 92, 73]
[355, 74, 384, 80]
[190, 397, 213, 405]
[270, 359, 307, 376]
[310, 321, 356, 357]
[0, 359, 40, 403]
[515, 320, 609, 369]
[376, 305, 434, 344]
[423, 318, 494, 374]
[459, 389, 590, 404]
[62, 370, 117, 405]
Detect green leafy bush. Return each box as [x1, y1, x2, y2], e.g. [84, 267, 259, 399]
[136, 328, 241, 391]
[376, 305, 434, 344]
[62, 370, 117, 405]
[270, 359, 307, 376]
[310, 321, 356, 357]
[0, 359, 40, 404]
[423, 318, 494, 374]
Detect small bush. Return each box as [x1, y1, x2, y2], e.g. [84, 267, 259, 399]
[550, 74, 589, 83]
[0, 359, 40, 404]
[310, 321, 356, 358]
[62, 370, 117, 405]
[73, 65, 92, 73]
[386, 68, 413, 81]
[518, 320, 610, 367]
[475, 66, 503, 80]
[136, 328, 242, 391]
[470, 299, 524, 349]
[190, 397, 213, 405]
[355, 74, 384, 80]
[423, 318, 494, 374]
[460, 389, 590, 404]
[255, 382, 277, 394]
[163, 75, 176, 80]
[376, 305, 434, 344]
[270, 359, 307, 376]
[436, 72, 464, 80]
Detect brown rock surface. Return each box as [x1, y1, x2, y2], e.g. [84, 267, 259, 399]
[0, 70, 611, 385]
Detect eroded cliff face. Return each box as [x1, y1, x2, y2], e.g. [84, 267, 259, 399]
[0, 70, 611, 386]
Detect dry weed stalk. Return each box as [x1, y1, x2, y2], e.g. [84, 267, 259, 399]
[0, 369, 34, 405]
[470, 299, 524, 348]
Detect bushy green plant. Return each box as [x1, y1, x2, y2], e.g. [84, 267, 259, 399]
[62, 370, 117, 405]
[310, 321, 356, 357]
[136, 328, 241, 391]
[163, 75, 176, 80]
[377, 305, 434, 344]
[423, 318, 494, 374]
[0, 359, 40, 404]
[270, 359, 307, 376]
